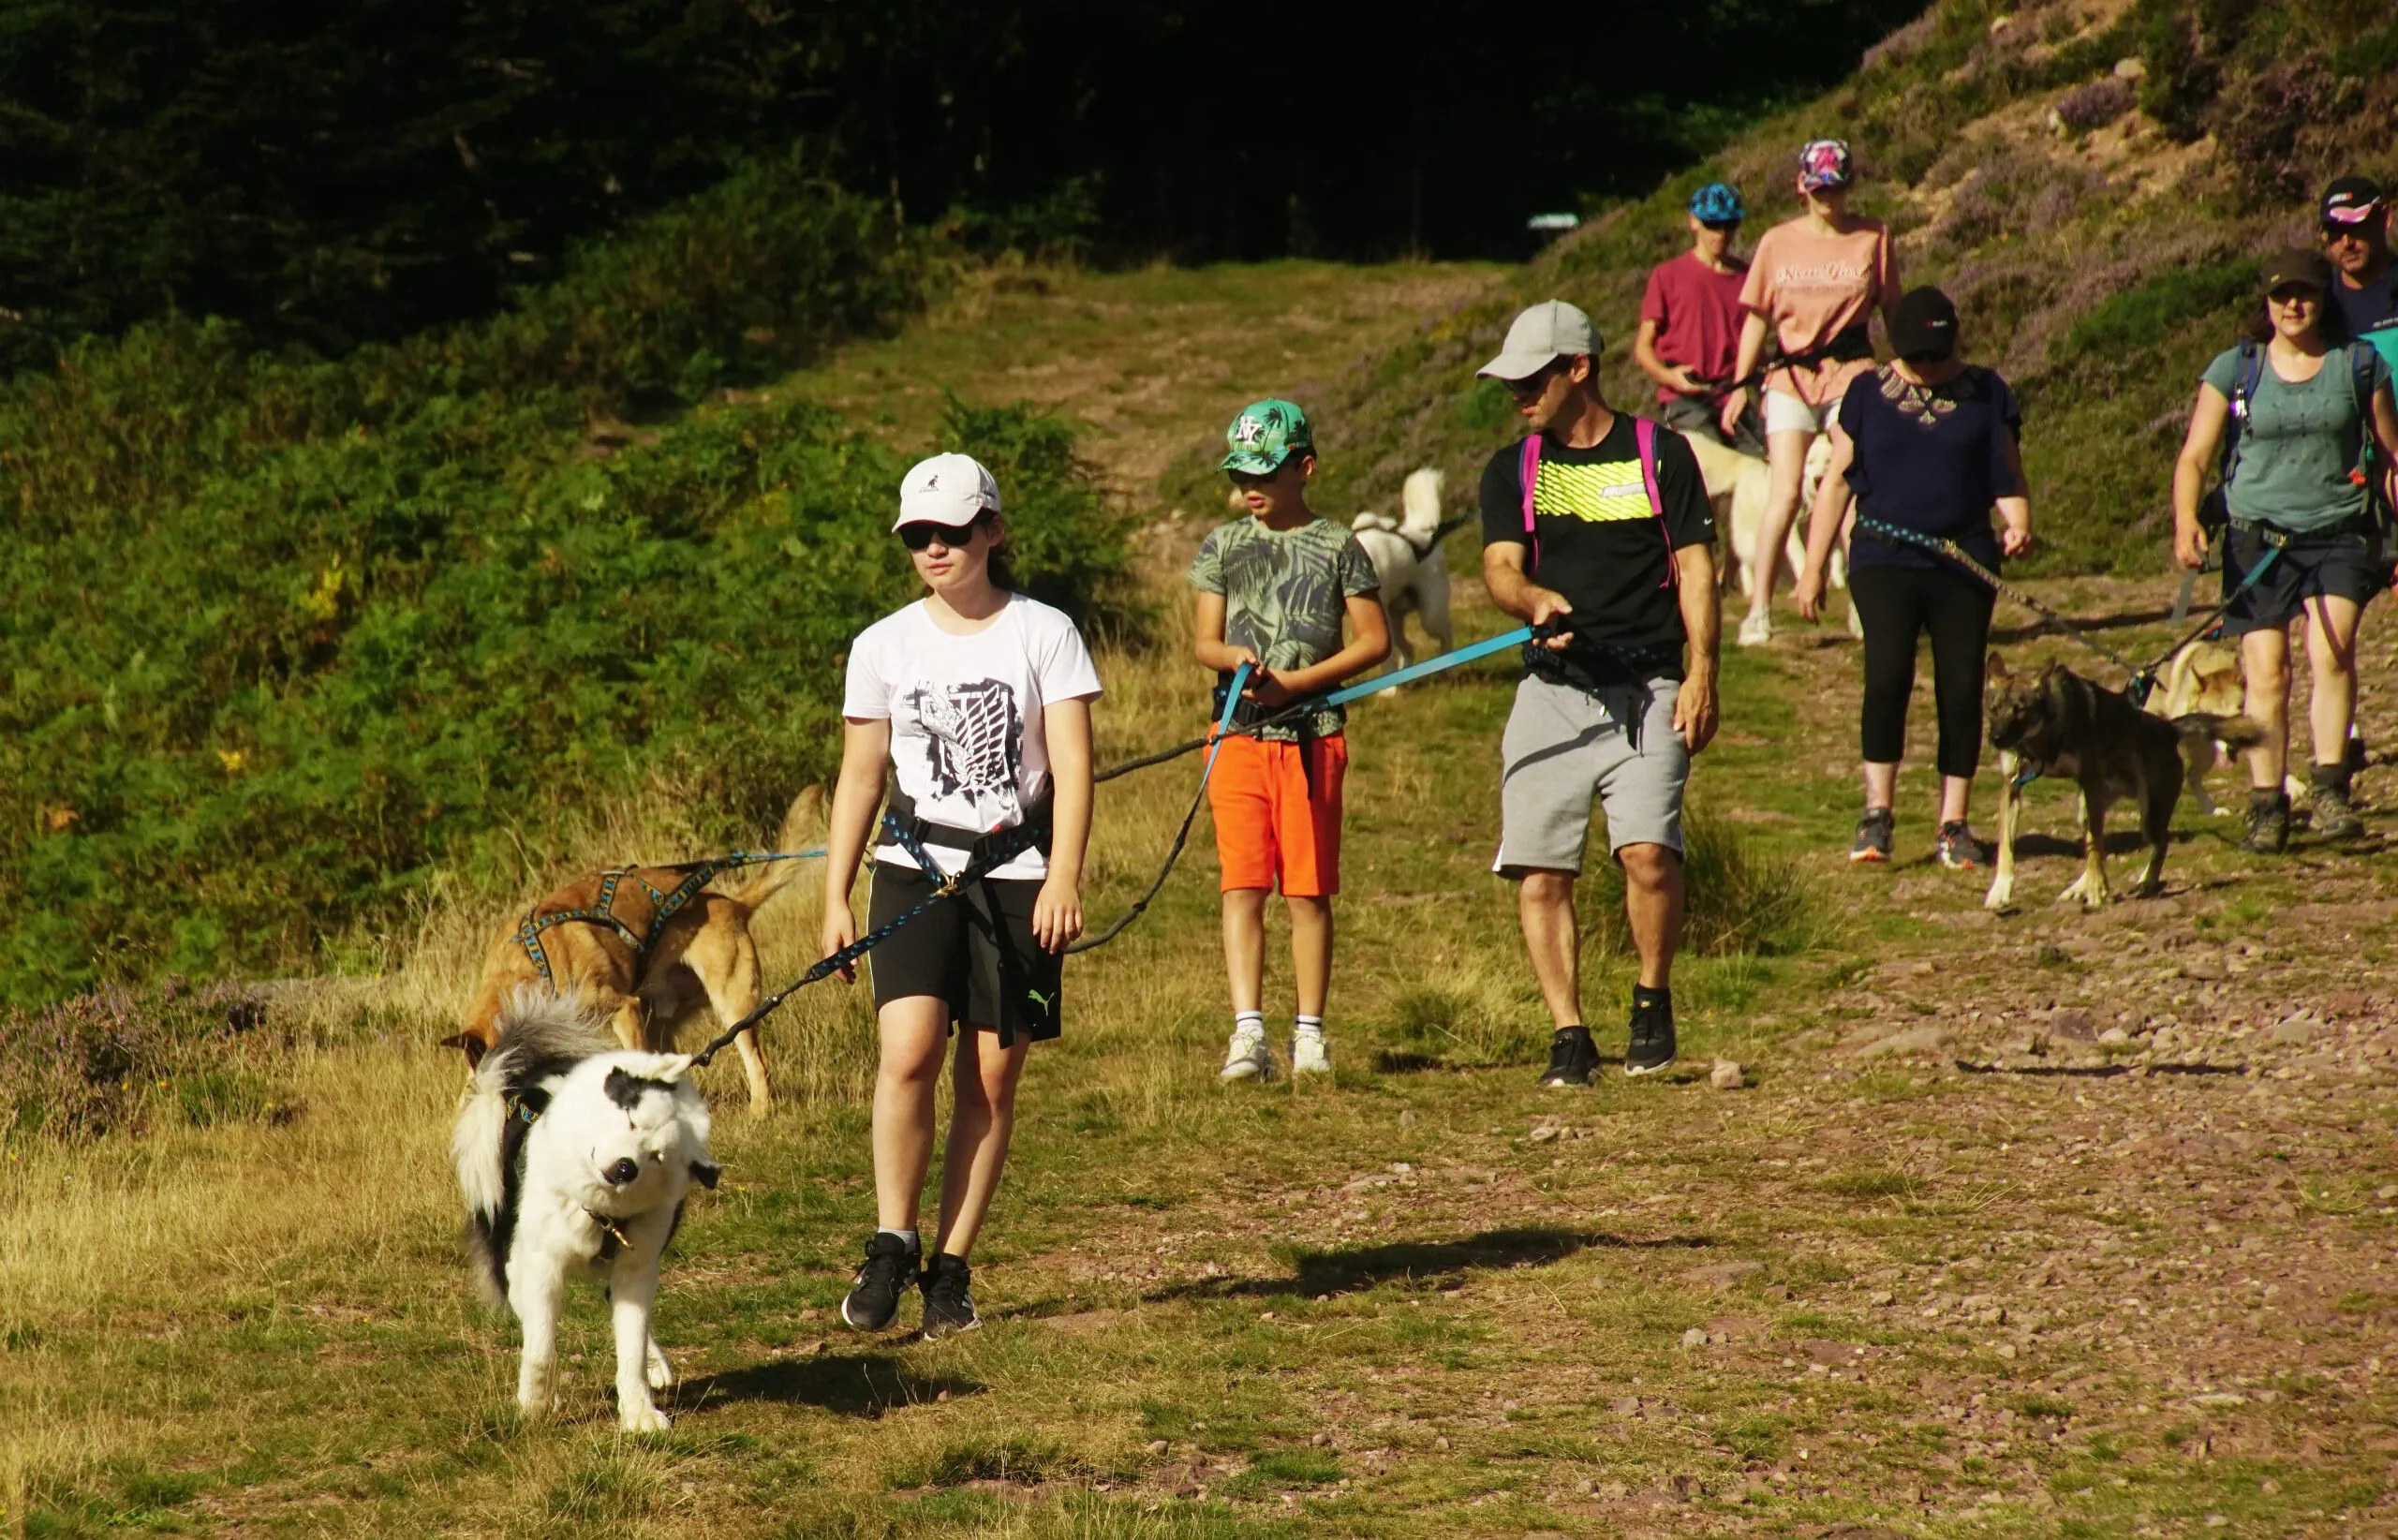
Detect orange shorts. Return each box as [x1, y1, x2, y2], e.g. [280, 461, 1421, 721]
[1206, 732, 1347, 896]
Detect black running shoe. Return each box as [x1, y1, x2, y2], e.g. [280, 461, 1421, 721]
[2240, 792, 2290, 855]
[1850, 807, 1895, 863]
[1625, 1001, 1677, 1077]
[1537, 1026, 1598, 1088]
[919, 1252, 982, 1340]
[1936, 821, 1994, 869]
[841, 1231, 919, 1331]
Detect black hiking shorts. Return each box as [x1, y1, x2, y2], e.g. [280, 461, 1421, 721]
[866, 861, 1061, 1046]
[2221, 524, 2385, 635]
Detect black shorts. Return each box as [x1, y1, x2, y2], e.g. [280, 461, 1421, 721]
[2222, 524, 2387, 635]
[866, 862, 1061, 1046]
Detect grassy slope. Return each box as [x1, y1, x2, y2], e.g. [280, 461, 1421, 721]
[8, 255, 2398, 1538]
[1174, 0, 2398, 579]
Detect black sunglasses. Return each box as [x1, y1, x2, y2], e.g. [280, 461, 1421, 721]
[897, 515, 987, 551]
[1699, 218, 1742, 233]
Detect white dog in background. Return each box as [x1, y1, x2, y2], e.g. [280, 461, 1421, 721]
[1679, 429, 1843, 600]
[1350, 467, 1457, 680]
[452, 990, 718, 1432]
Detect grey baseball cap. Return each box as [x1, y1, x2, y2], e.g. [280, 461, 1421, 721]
[1475, 299, 1600, 381]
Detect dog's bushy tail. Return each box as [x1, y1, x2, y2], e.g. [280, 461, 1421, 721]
[1400, 467, 1443, 540]
[2174, 712, 2267, 754]
[451, 988, 614, 1305]
[725, 784, 825, 911]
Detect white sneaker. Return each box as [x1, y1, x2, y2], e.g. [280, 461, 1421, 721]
[1846, 600, 1865, 640]
[1292, 1030, 1330, 1075]
[1219, 1026, 1275, 1082]
[1737, 609, 1772, 647]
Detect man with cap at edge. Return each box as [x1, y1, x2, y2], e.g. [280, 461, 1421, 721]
[2321, 176, 2398, 366]
[1636, 182, 1765, 456]
[1475, 300, 1720, 1086]
[1190, 398, 1390, 1083]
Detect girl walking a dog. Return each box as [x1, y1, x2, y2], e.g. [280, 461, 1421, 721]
[821, 452, 1102, 1338]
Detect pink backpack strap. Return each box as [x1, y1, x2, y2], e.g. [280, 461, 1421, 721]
[1517, 433, 1543, 570]
[1635, 417, 1676, 590]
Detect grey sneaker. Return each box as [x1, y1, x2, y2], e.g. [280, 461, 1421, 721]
[1937, 821, 1994, 869]
[2241, 792, 2290, 855]
[1220, 1024, 1275, 1082]
[1850, 807, 1895, 864]
[919, 1253, 981, 1340]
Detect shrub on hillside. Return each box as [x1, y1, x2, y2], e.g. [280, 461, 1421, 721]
[2052, 77, 2136, 132]
[0, 979, 274, 1139]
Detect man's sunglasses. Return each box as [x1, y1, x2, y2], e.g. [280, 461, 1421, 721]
[2323, 221, 2377, 243]
[1502, 363, 1562, 399]
[1699, 218, 1742, 233]
[897, 515, 987, 551]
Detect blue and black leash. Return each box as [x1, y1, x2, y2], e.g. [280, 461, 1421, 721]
[1853, 517, 2282, 706]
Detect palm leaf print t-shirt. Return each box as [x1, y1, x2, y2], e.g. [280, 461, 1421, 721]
[1477, 413, 1713, 689]
[842, 594, 1103, 880]
[1186, 516, 1381, 741]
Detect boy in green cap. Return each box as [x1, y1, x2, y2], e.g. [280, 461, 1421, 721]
[1189, 399, 1391, 1081]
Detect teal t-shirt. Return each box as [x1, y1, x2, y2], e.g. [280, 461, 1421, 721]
[2202, 342, 2393, 532]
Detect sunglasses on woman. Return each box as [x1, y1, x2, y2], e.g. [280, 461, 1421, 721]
[896, 515, 988, 552]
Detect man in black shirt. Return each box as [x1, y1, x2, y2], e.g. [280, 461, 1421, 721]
[2321, 177, 2397, 354]
[1476, 300, 1720, 1084]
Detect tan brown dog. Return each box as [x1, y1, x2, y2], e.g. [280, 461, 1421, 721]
[445, 787, 822, 1113]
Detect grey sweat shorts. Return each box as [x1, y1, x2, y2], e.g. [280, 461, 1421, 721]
[1494, 674, 1689, 875]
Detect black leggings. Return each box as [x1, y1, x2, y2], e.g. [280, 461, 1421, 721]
[1849, 563, 1996, 778]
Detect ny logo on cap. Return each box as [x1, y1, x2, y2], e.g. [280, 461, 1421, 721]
[1231, 417, 1267, 447]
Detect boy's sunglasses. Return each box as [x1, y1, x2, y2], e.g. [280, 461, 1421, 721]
[897, 516, 985, 551]
[1699, 218, 1742, 233]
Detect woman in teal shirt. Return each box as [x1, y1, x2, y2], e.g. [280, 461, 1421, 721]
[2173, 249, 2398, 852]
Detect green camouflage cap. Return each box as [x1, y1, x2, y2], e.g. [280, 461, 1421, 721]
[1219, 398, 1314, 474]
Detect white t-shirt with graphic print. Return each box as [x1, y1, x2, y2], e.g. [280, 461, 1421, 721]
[842, 594, 1103, 881]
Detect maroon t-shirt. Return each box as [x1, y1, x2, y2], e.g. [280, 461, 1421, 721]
[1638, 251, 1749, 407]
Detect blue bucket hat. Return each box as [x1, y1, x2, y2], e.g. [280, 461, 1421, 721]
[1689, 183, 1745, 223]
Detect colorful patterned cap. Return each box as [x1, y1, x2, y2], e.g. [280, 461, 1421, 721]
[1689, 183, 1745, 223]
[1797, 139, 1854, 194]
[1220, 398, 1314, 474]
[2322, 175, 2386, 228]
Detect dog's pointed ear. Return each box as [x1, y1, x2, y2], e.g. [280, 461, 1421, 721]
[439, 1032, 489, 1070]
[689, 1160, 721, 1190]
[1986, 651, 2009, 681]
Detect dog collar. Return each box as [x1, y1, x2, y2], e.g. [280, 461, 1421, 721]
[585, 1208, 631, 1262]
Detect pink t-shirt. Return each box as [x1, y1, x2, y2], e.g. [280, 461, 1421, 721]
[1739, 217, 1898, 407]
[1639, 252, 1749, 407]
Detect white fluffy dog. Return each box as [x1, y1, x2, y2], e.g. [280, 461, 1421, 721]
[1680, 429, 1843, 599]
[1350, 467, 1457, 679]
[451, 990, 718, 1432]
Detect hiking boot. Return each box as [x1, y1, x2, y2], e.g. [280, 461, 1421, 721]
[841, 1231, 920, 1332]
[1850, 807, 1895, 864]
[1936, 821, 1994, 869]
[1737, 609, 1773, 648]
[1537, 1026, 1598, 1088]
[1291, 1028, 1331, 1075]
[2240, 792, 2290, 855]
[1624, 1000, 1677, 1077]
[2311, 770, 2365, 840]
[1219, 1023, 1275, 1082]
[918, 1252, 981, 1340]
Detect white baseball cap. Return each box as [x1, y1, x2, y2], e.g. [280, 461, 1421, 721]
[1475, 299, 1600, 381]
[895, 452, 1001, 530]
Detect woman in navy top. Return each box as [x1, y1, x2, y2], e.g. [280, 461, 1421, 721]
[1794, 287, 2034, 867]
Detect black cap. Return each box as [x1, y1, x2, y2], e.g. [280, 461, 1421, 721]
[2260, 247, 2334, 294]
[1890, 286, 1959, 361]
[2321, 175, 2385, 229]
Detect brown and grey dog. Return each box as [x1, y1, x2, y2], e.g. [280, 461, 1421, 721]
[442, 787, 822, 1112]
[1983, 657, 2260, 911]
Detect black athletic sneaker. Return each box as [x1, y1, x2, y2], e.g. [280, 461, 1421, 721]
[2240, 792, 2290, 855]
[919, 1252, 982, 1340]
[841, 1231, 920, 1331]
[1537, 1026, 1599, 1088]
[1936, 821, 1994, 869]
[1850, 807, 1895, 863]
[1625, 1000, 1677, 1077]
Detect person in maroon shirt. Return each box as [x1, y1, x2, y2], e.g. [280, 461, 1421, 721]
[1635, 183, 1763, 456]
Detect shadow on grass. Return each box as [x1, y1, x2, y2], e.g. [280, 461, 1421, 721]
[1990, 604, 2175, 647]
[1957, 1060, 2247, 1078]
[1148, 1225, 1709, 1302]
[679, 1351, 982, 1416]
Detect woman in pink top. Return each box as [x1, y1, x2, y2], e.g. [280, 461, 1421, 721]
[1719, 140, 1900, 645]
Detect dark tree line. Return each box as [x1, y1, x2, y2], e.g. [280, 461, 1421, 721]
[0, 0, 1926, 372]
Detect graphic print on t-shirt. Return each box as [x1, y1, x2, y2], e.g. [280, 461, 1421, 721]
[906, 677, 1024, 828]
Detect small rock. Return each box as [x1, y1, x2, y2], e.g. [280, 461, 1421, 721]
[2192, 1392, 2248, 1408]
[1434, 1435, 1451, 1450]
[1996, 1343, 2019, 1360]
[1710, 1059, 1745, 1090]
[1399, 1109, 1420, 1128]
[1310, 1431, 1330, 1446]
[2378, 1185, 2398, 1202]
[1531, 1124, 1562, 1144]
[1147, 1439, 1170, 1455]
[2048, 1010, 2096, 1043]
[1259, 1310, 1276, 1321]
[1575, 1478, 1596, 1495]
[936, 1387, 951, 1402]
[2114, 54, 2147, 80]
[1389, 1162, 1413, 1176]
[1869, 1290, 1896, 1307]
[2272, 1013, 2322, 1045]
[806, 1338, 829, 1355]
[1851, 1025, 1956, 1060]
[1611, 1395, 1643, 1416]
[2260, 1478, 2282, 1494]
[2205, 1517, 2228, 1529]
[2098, 1027, 2131, 1045]
[1682, 1326, 1709, 1348]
